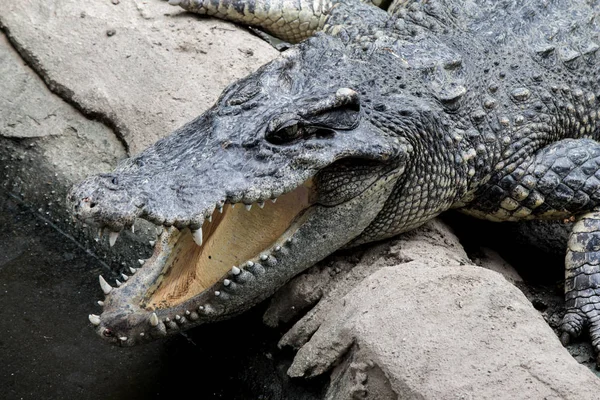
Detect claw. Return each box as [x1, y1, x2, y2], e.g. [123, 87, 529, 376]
[560, 332, 571, 346]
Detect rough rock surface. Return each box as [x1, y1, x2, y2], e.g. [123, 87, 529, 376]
[0, 0, 277, 154]
[0, 33, 124, 192]
[267, 221, 600, 398]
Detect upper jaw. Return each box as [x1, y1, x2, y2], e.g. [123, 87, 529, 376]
[69, 118, 403, 236]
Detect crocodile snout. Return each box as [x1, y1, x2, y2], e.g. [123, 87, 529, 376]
[69, 175, 142, 232]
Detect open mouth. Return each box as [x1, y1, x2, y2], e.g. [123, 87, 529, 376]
[142, 180, 315, 311]
[92, 180, 318, 344]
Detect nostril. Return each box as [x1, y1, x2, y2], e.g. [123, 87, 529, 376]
[111, 177, 118, 185]
[81, 197, 97, 210]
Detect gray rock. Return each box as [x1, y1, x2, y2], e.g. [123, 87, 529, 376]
[273, 221, 600, 398]
[0, 32, 125, 232]
[0, 0, 277, 154]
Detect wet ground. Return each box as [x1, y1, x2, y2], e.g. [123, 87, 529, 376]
[0, 190, 326, 400]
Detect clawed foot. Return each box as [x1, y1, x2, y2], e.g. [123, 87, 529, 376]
[560, 302, 600, 367]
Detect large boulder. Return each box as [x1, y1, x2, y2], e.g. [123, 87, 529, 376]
[267, 221, 600, 399]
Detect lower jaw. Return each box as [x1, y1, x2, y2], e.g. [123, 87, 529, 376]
[101, 200, 381, 344]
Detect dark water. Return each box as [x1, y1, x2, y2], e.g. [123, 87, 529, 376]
[0, 191, 326, 400]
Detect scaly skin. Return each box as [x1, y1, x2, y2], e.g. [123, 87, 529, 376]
[70, 0, 600, 361]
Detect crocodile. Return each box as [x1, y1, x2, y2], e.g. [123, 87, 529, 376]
[70, 0, 600, 359]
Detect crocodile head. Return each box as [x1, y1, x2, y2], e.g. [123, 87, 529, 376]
[69, 34, 414, 345]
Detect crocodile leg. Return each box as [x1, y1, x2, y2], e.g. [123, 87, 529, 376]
[167, 0, 335, 43]
[458, 139, 600, 355]
[460, 139, 600, 222]
[166, 0, 389, 43]
[562, 212, 600, 359]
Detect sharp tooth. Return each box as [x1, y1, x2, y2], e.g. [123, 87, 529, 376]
[215, 291, 221, 296]
[258, 201, 265, 208]
[115, 279, 122, 287]
[121, 273, 129, 281]
[97, 301, 104, 306]
[246, 261, 254, 267]
[89, 314, 101, 326]
[109, 231, 120, 247]
[150, 313, 159, 327]
[149, 240, 156, 246]
[218, 206, 223, 213]
[131, 225, 135, 233]
[99, 276, 113, 294]
[140, 332, 145, 337]
[231, 266, 241, 275]
[119, 336, 128, 342]
[138, 259, 145, 266]
[185, 310, 191, 316]
[175, 315, 181, 321]
[223, 279, 231, 286]
[275, 246, 281, 252]
[260, 254, 268, 261]
[129, 267, 137, 274]
[245, 204, 252, 211]
[198, 305, 205, 311]
[192, 228, 203, 246]
[271, 198, 277, 203]
[207, 215, 212, 222]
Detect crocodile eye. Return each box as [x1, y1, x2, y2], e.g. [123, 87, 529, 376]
[266, 121, 303, 145]
[266, 121, 332, 145]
